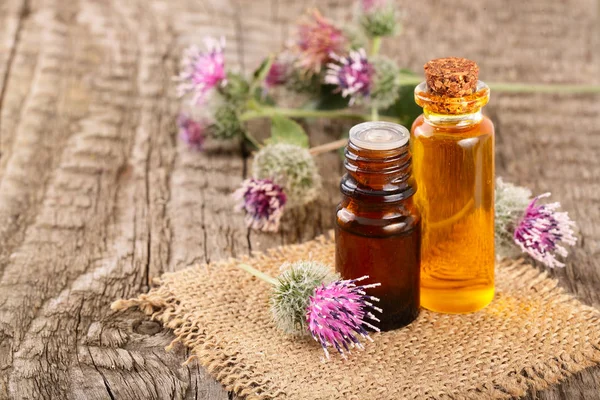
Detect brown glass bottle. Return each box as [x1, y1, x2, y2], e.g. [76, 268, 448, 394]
[335, 122, 421, 331]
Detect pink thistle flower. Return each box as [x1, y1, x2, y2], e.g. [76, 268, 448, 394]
[176, 37, 227, 104]
[307, 276, 381, 359]
[361, 0, 388, 13]
[296, 10, 347, 74]
[177, 114, 207, 150]
[513, 193, 577, 268]
[233, 178, 287, 232]
[325, 48, 374, 105]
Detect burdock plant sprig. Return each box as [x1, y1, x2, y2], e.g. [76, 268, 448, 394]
[176, 2, 591, 254]
[235, 260, 382, 359]
[175, 3, 600, 153]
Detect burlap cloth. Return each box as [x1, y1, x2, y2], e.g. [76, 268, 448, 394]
[113, 233, 600, 399]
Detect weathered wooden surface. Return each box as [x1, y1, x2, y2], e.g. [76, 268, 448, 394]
[0, 0, 598, 399]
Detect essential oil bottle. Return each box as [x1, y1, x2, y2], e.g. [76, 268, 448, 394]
[411, 57, 495, 314]
[335, 122, 421, 331]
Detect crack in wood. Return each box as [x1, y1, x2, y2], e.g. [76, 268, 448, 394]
[0, 0, 598, 399]
[0, 0, 28, 145]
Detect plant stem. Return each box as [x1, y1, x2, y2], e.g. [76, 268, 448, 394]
[309, 138, 348, 155]
[370, 36, 382, 57]
[239, 106, 401, 124]
[235, 263, 278, 286]
[244, 132, 262, 149]
[398, 74, 600, 94]
[369, 36, 382, 121]
[398, 74, 422, 86]
[487, 82, 600, 94]
[371, 107, 379, 121]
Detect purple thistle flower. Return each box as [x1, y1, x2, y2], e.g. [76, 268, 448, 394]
[325, 48, 374, 105]
[265, 61, 289, 88]
[233, 178, 287, 232]
[513, 193, 577, 268]
[177, 114, 207, 150]
[297, 10, 347, 74]
[307, 276, 381, 359]
[176, 37, 227, 104]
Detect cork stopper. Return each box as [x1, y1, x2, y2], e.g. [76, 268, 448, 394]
[424, 57, 479, 97]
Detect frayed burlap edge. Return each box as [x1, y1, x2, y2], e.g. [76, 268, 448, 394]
[112, 233, 600, 400]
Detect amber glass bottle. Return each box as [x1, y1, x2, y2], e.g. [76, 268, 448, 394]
[411, 58, 494, 314]
[335, 122, 421, 331]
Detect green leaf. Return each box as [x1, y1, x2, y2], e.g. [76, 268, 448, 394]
[267, 115, 309, 148]
[380, 82, 422, 128]
[252, 55, 274, 85]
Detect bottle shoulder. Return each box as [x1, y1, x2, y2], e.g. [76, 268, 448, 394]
[336, 200, 420, 237]
[411, 114, 494, 140]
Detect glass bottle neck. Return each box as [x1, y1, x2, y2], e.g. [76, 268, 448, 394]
[423, 108, 483, 127]
[415, 80, 490, 128]
[341, 140, 415, 203]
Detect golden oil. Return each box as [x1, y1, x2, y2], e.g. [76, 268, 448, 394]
[411, 58, 495, 313]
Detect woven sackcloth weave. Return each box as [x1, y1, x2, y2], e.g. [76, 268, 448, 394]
[113, 233, 600, 399]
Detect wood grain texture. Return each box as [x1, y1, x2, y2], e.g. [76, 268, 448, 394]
[0, 0, 598, 399]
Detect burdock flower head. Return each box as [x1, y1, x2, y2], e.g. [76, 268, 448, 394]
[513, 193, 577, 268]
[325, 48, 374, 105]
[265, 60, 290, 88]
[177, 114, 207, 150]
[252, 143, 322, 208]
[270, 261, 382, 358]
[233, 178, 287, 232]
[176, 37, 227, 104]
[367, 56, 401, 109]
[359, 0, 398, 38]
[307, 276, 382, 359]
[211, 102, 245, 140]
[271, 261, 338, 335]
[297, 10, 347, 74]
[495, 177, 533, 257]
[234, 260, 382, 359]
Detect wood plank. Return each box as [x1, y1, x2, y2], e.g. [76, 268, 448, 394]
[0, 0, 597, 399]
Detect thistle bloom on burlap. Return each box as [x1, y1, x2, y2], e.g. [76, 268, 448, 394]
[307, 276, 382, 359]
[270, 261, 338, 335]
[325, 49, 374, 105]
[268, 261, 381, 358]
[233, 178, 287, 232]
[176, 37, 227, 104]
[513, 193, 577, 268]
[177, 114, 207, 150]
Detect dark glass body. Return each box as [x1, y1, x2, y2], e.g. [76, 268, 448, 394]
[335, 140, 421, 331]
